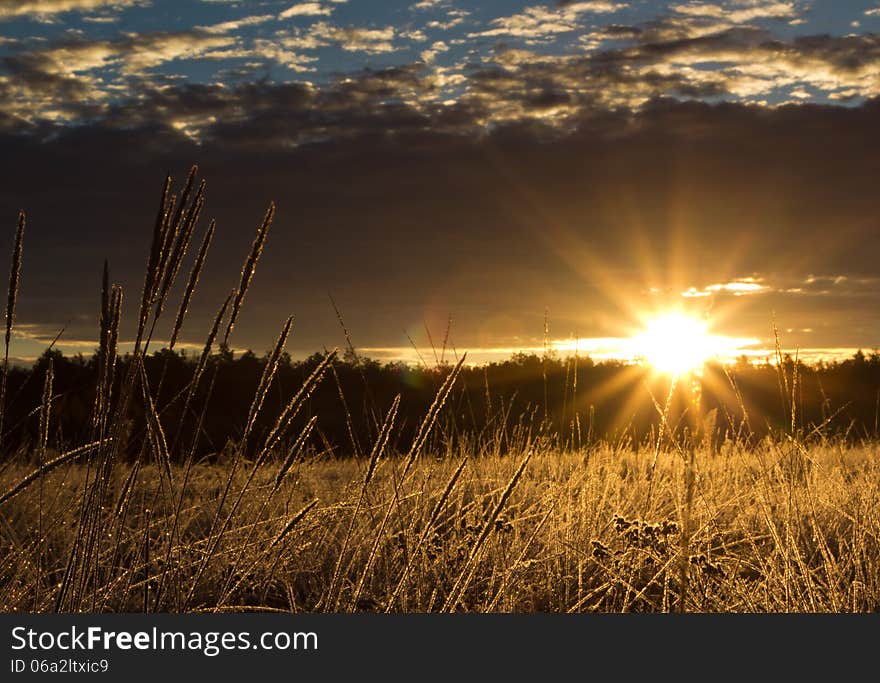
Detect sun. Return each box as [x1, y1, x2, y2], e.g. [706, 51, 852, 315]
[631, 311, 717, 376]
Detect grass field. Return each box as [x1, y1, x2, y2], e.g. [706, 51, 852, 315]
[1, 169, 878, 614]
[2, 439, 878, 612]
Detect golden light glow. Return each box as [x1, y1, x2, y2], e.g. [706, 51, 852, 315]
[631, 311, 717, 376]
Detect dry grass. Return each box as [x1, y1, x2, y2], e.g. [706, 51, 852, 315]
[1, 167, 878, 614]
[1, 440, 878, 613]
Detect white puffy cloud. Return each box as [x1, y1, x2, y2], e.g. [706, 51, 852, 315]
[0, 0, 144, 20]
[283, 21, 398, 53]
[671, 1, 799, 24]
[279, 2, 334, 19]
[471, 2, 627, 40]
[196, 14, 276, 35]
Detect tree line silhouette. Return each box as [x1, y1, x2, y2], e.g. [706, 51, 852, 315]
[4, 346, 880, 461]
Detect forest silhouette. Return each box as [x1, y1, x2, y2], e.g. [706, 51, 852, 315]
[5, 345, 880, 461]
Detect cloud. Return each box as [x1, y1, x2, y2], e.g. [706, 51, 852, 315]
[81, 14, 120, 23]
[425, 11, 469, 31]
[478, 24, 878, 105]
[1, 41, 119, 123]
[0, 2, 879, 356]
[682, 278, 769, 298]
[402, 29, 428, 42]
[6, 15, 880, 133]
[1, 91, 880, 351]
[279, 2, 334, 18]
[283, 21, 398, 53]
[639, 31, 880, 99]
[196, 14, 276, 34]
[471, 2, 626, 40]
[0, 30, 237, 123]
[563, 1, 628, 11]
[70, 64, 437, 147]
[671, 1, 799, 24]
[420, 40, 449, 63]
[0, 0, 144, 21]
[236, 39, 318, 71]
[117, 32, 237, 74]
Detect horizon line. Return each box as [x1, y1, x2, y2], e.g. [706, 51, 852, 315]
[7, 341, 879, 370]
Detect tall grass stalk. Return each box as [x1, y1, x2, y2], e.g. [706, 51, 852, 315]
[2, 168, 879, 617]
[384, 454, 469, 611]
[328, 395, 400, 609]
[441, 449, 533, 612]
[182, 349, 336, 611]
[0, 211, 24, 446]
[223, 203, 274, 346]
[678, 444, 695, 612]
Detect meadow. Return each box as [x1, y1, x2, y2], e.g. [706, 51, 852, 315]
[0, 168, 878, 613]
[2, 441, 879, 613]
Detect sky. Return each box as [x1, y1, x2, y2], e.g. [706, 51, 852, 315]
[0, 0, 879, 365]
